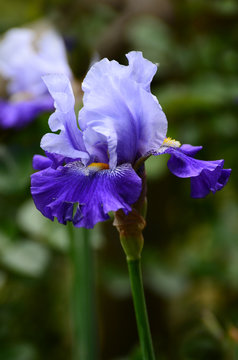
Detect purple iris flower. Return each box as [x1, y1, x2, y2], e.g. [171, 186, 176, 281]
[31, 52, 231, 229]
[0, 26, 72, 128]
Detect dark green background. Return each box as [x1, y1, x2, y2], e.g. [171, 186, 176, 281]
[0, 0, 237, 359]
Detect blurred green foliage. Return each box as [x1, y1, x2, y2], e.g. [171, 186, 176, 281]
[0, 0, 237, 359]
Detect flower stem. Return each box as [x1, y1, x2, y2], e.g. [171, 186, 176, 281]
[114, 204, 155, 359]
[127, 257, 156, 360]
[68, 225, 98, 360]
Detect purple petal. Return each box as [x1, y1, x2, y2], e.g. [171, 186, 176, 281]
[166, 146, 223, 178]
[81, 58, 127, 98]
[33, 152, 80, 171]
[31, 162, 142, 229]
[0, 96, 53, 129]
[79, 52, 167, 166]
[42, 74, 75, 115]
[33, 155, 53, 170]
[177, 144, 203, 157]
[41, 74, 89, 163]
[126, 51, 158, 91]
[159, 144, 231, 198]
[82, 51, 157, 94]
[83, 126, 117, 168]
[191, 168, 231, 198]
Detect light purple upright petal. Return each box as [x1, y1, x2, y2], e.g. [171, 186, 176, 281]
[83, 51, 157, 94]
[41, 74, 89, 163]
[31, 162, 142, 229]
[42, 74, 75, 115]
[41, 132, 87, 160]
[81, 58, 127, 98]
[136, 85, 167, 157]
[126, 51, 158, 91]
[79, 52, 167, 166]
[83, 125, 117, 168]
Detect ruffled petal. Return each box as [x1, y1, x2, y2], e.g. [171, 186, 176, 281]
[0, 96, 53, 128]
[81, 58, 127, 98]
[82, 51, 157, 94]
[126, 51, 158, 91]
[157, 144, 231, 198]
[190, 168, 231, 198]
[41, 74, 89, 163]
[31, 162, 142, 229]
[79, 52, 167, 166]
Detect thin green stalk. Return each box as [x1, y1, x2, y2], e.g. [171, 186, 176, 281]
[127, 258, 156, 360]
[68, 225, 98, 360]
[114, 206, 155, 359]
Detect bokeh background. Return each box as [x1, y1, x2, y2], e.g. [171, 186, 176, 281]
[0, 0, 237, 359]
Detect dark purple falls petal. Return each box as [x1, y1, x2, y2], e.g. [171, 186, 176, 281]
[31, 162, 142, 229]
[161, 144, 231, 198]
[190, 167, 231, 198]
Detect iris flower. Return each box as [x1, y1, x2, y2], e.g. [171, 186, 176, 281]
[0, 25, 72, 128]
[31, 52, 231, 229]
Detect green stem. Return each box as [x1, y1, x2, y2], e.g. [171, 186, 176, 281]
[68, 225, 98, 360]
[127, 258, 156, 360]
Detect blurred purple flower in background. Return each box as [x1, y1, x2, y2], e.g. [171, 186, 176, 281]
[31, 52, 231, 229]
[0, 24, 72, 128]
